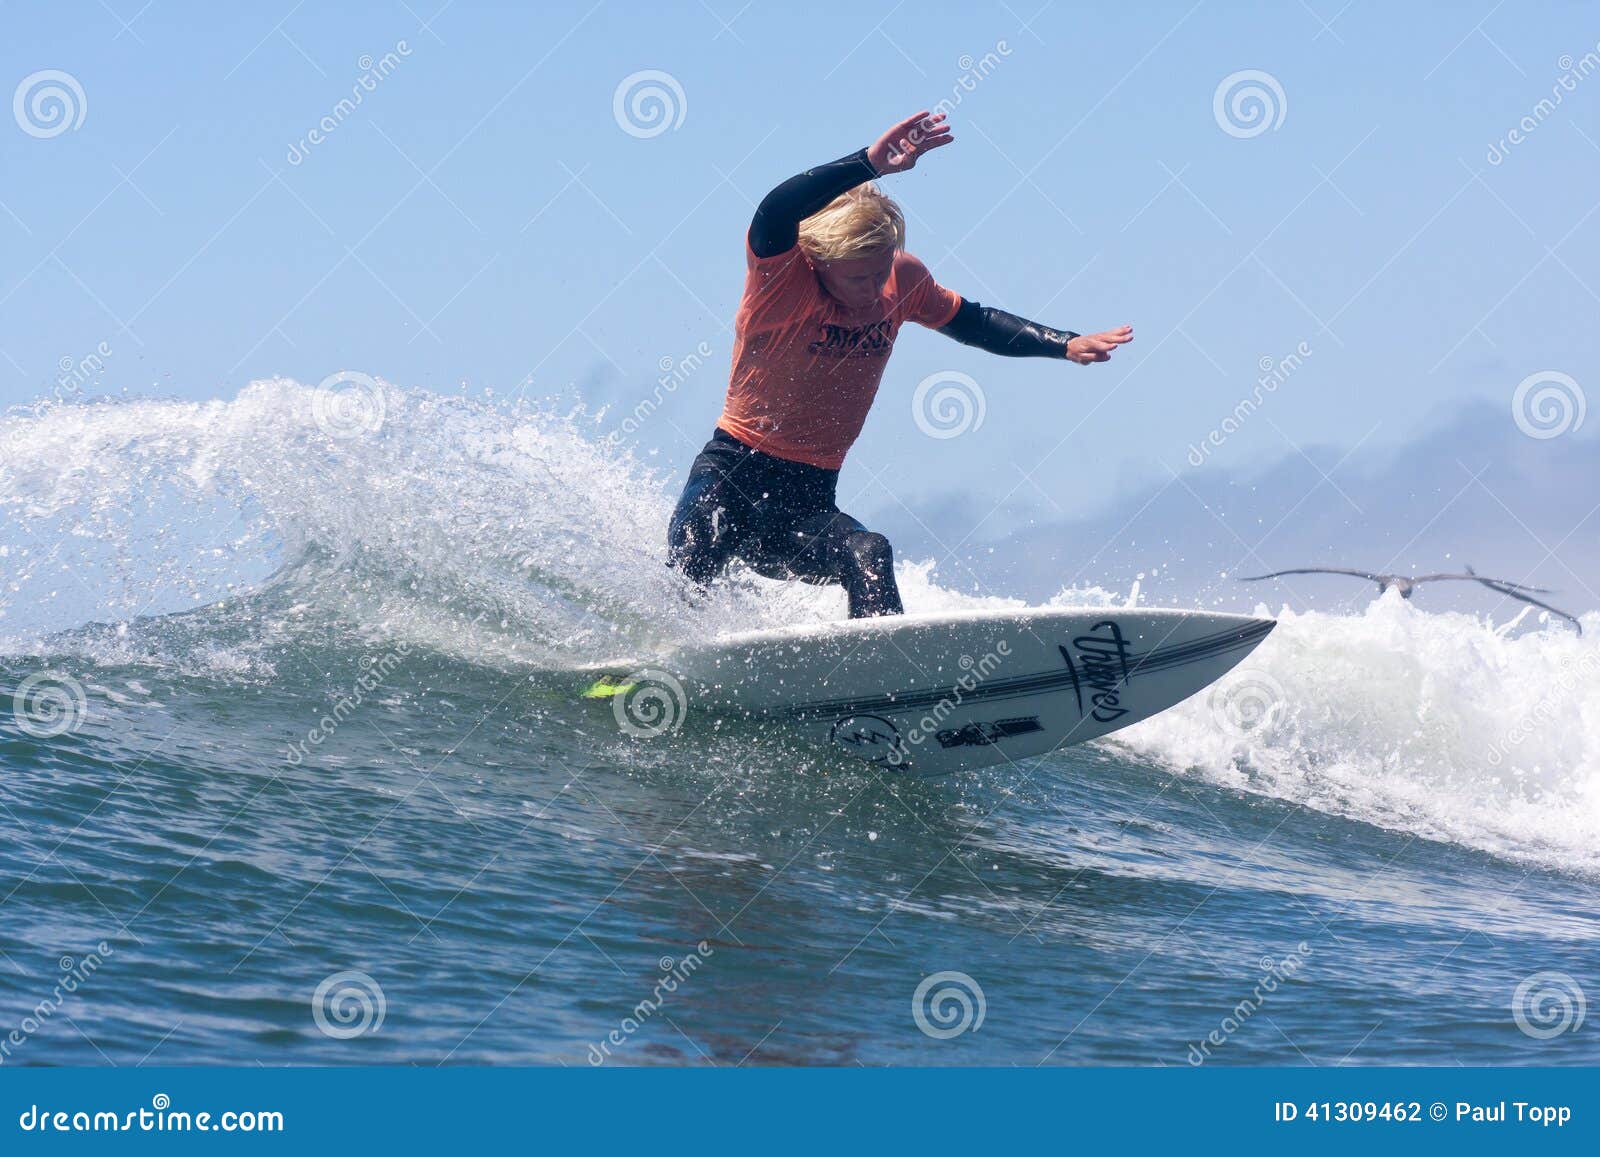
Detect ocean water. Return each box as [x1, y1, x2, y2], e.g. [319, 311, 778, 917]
[1, 380, 1596, 1067]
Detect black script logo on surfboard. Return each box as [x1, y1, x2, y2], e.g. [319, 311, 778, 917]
[1059, 620, 1133, 723]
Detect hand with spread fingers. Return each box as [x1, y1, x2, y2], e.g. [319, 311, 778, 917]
[866, 110, 954, 174]
[1066, 326, 1135, 365]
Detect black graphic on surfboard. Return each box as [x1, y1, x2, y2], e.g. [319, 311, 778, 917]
[935, 716, 1044, 749]
[1059, 619, 1133, 723]
[828, 714, 905, 765]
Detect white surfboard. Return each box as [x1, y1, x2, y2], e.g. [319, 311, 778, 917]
[583, 607, 1274, 776]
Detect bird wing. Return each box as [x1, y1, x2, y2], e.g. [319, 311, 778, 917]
[1411, 572, 1553, 594]
[1236, 567, 1386, 583]
[1469, 576, 1584, 635]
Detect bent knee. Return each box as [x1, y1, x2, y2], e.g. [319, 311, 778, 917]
[842, 529, 894, 571]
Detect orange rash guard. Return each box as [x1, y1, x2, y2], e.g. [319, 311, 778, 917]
[716, 242, 962, 471]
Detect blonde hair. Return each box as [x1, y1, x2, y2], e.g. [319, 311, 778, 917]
[797, 183, 905, 261]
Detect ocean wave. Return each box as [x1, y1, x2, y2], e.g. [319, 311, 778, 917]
[1116, 592, 1600, 876]
[4, 381, 1597, 878]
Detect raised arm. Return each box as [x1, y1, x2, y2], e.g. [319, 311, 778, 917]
[748, 150, 880, 258]
[748, 111, 954, 259]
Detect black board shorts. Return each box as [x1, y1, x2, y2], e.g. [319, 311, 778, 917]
[666, 428, 870, 587]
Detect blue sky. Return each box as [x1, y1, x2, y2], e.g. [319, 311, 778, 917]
[4, 1, 1598, 605]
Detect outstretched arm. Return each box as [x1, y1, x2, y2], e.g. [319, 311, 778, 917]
[939, 300, 1077, 358]
[940, 303, 1132, 365]
[748, 111, 953, 259]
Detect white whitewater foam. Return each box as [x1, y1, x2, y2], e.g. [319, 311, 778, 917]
[5, 382, 1597, 875]
[1, 379, 738, 662]
[0, 379, 1058, 665]
[1115, 591, 1600, 876]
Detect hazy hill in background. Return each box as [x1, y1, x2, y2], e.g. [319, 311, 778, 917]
[870, 401, 1598, 622]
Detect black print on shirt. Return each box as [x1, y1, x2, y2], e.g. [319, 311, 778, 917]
[807, 320, 894, 358]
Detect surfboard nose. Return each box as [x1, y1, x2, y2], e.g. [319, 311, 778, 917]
[1225, 612, 1277, 639]
[1227, 611, 1276, 629]
[1240, 614, 1278, 646]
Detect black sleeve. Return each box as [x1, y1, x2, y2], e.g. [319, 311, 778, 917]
[937, 298, 1079, 358]
[748, 148, 880, 259]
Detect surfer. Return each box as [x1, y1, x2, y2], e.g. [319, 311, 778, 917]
[667, 111, 1132, 617]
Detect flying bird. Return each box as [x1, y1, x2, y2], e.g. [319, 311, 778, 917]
[1237, 565, 1583, 634]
